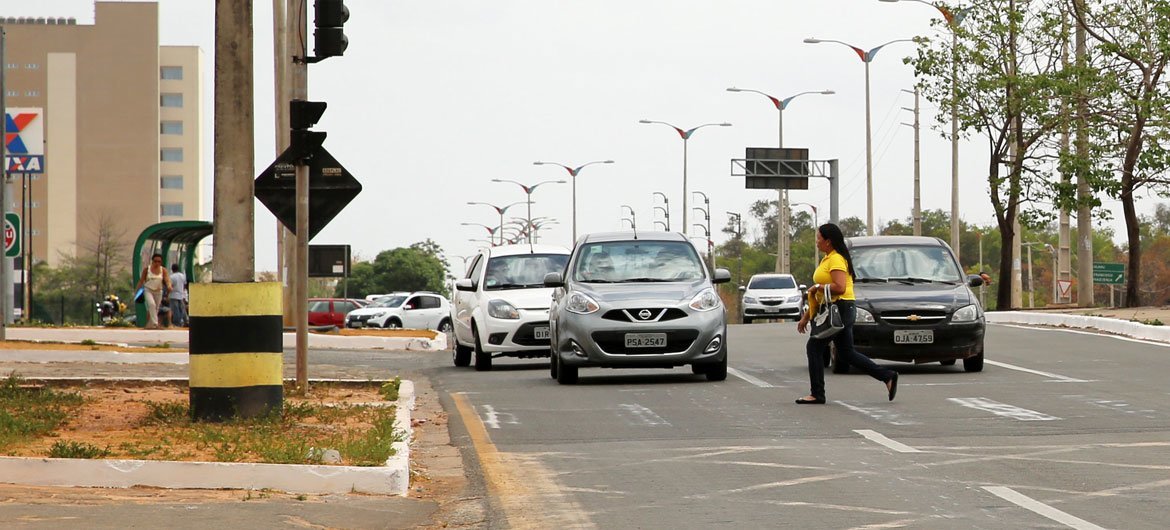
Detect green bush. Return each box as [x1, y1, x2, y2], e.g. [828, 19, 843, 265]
[48, 440, 111, 459]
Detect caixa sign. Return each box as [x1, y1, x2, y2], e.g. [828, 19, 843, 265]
[5, 108, 45, 174]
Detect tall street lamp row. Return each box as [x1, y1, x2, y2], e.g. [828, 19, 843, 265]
[532, 159, 614, 243]
[639, 120, 731, 235]
[491, 178, 566, 244]
[467, 201, 530, 246]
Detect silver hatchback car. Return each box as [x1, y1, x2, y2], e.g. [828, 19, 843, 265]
[544, 231, 732, 384]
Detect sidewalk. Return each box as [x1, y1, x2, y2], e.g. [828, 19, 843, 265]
[989, 306, 1170, 344]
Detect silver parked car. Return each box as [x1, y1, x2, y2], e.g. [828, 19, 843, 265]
[544, 231, 732, 384]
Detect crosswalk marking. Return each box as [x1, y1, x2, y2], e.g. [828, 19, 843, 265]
[949, 397, 1061, 421]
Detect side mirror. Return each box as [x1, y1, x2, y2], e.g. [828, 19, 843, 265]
[799, 284, 808, 291]
[967, 274, 984, 288]
[712, 268, 732, 284]
[455, 278, 476, 292]
[738, 285, 746, 293]
[543, 272, 564, 288]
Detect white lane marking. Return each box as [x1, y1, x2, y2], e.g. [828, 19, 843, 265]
[480, 404, 518, 429]
[1062, 395, 1158, 418]
[949, 397, 1061, 421]
[688, 473, 853, 499]
[728, 367, 775, 388]
[854, 429, 921, 453]
[617, 404, 671, 426]
[838, 401, 920, 425]
[985, 360, 1090, 383]
[997, 323, 1170, 348]
[982, 486, 1106, 530]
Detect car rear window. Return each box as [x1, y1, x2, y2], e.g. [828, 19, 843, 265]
[749, 276, 796, 289]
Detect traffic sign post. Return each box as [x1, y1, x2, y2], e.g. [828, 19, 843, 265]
[4, 213, 20, 258]
[1092, 262, 1125, 285]
[254, 144, 361, 241]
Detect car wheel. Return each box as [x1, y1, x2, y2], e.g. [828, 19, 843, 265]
[940, 359, 957, 366]
[473, 325, 492, 372]
[550, 352, 559, 379]
[384, 318, 402, 329]
[438, 319, 453, 334]
[704, 352, 728, 382]
[963, 349, 984, 372]
[453, 341, 472, 367]
[556, 356, 578, 384]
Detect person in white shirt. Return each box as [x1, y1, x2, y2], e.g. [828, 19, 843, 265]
[169, 264, 188, 327]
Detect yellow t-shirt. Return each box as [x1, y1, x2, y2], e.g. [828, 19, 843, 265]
[807, 250, 854, 316]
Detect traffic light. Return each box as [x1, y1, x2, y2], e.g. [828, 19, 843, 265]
[314, 0, 349, 59]
[290, 99, 327, 161]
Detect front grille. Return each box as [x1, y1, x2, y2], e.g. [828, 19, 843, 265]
[879, 309, 948, 326]
[511, 321, 551, 346]
[590, 329, 700, 354]
[760, 300, 784, 306]
[601, 308, 688, 323]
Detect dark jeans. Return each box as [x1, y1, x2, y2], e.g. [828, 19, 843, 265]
[805, 301, 896, 400]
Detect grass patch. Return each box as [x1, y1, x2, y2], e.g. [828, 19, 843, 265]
[146, 342, 172, 349]
[80, 339, 98, 346]
[49, 440, 111, 459]
[380, 377, 401, 402]
[0, 374, 85, 450]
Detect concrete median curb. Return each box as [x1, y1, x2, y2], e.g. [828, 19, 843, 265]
[6, 327, 449, 352]
[987, 311, 1170, 344]
[0, 380, 416, 496]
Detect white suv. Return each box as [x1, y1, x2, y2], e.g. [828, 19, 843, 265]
[741, 273, 804, 323]
[451, 244, 571, 371]
[344, 292, 452, 332]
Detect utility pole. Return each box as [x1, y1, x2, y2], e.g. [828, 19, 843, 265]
[1074, 0, 1094, 307]
[274, 0, 294, 325]
[213, 0, 256, 281]
[0, 26, 8, 337]
[1057, 6, 1073, 305]
[290, 0, 310, 391]
[901, 87, 922, 236]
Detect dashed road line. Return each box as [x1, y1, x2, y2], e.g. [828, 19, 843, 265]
[837, 401, 920, 425]
[985, 360, 1090, 383]
[480, 404, 519, 429]
[982, 486, 1106, 530]
[854, 429, 921, 453]
[617, 403, 671, 426]
[948, 397, 1061, 421]
[728, 367, 775, 388]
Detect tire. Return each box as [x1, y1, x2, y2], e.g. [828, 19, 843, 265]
[963, 350, 984, 372]
[555, 355, 578, 384]
[473, 326, 492, 372]
[384, 318, 402, 329]
[453, 342, 472, 367]
[704, 352, 728, 382]
[438, 319, 453, 334]
[550, 353, 559, 379]
[940, 359, 957, 366]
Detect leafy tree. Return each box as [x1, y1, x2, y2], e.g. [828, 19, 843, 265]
[334, 242, 449, 298]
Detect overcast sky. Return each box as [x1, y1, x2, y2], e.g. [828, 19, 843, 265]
[5, 0, 1152, 272]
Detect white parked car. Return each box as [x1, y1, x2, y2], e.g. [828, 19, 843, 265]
[344, 292, 452, 332]
[451, 244, 571, 371]
[740, 273, 805, 323]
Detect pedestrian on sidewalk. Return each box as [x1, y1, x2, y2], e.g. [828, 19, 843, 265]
[169, 263, 188, 327]
[795, 223, 899, 404]
[135, 253, 169, 329]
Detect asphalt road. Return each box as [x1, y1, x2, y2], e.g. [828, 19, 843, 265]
[431, 321, 1170, 529]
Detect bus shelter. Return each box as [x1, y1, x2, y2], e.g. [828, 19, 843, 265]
[132, 220, 212, 326]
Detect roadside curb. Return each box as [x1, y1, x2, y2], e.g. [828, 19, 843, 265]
[0, 380, 416, 495]
[4, 328, 448, 352]
[987, 311, 1170, 344]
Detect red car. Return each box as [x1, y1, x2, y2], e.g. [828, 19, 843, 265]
[307, 298, 367, 327]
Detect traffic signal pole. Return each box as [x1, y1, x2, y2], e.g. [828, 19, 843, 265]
[290, 0, 310, 393]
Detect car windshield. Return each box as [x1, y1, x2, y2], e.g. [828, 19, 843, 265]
[749, 276, 796, 289]
[851, 245, 963, 283]
[484, 253, 570, 290]
[370, 295, 406, 308]
[572, 241, 705, 283]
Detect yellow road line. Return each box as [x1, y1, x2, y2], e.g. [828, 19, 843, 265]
[451, 392, 595, 529]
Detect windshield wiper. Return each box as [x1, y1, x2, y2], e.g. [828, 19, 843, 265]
[616, 277, 675, 283]
[579, 279, 618, 283]
[856, 277, 889, 283]
[891, 277, 934, 284]
[487, 283, 531, 290]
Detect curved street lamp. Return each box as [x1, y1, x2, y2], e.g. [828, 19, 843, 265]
[727, 86, 834, 274]
[620, 205, 637, 231]
[532, 159, 614, 242]
[651, 191, 671, 231]
[879, 0, 972, 258]
[491, 178, 566, 243]
[804, 36, 914, 236]
[467, 201, 530, 246]
[791, 202, 820, 263]
[639, 119, 731, 234]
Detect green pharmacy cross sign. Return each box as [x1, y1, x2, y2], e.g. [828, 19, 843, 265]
[4, 213, 19, 258]
[1092, 262, 1125, 285]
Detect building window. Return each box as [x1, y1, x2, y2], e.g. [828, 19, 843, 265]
[160, 66, 183, 80]
[25, 91, 38, 97]
[160, 93, 183, 108]
[4, 90, 16, 97]
[161, 203, 184, 217]
[5, 63, 16, 69]
[160, 121, 183, 135]
[26, 63, 39, 70]
[160, 175, 183, 189]
[161, 148, 183, 162]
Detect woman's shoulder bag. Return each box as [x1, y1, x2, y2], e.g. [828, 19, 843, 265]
[810, 284, 844, 339]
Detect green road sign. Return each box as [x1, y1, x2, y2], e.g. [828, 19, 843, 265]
[4, 213, 19, 258]
[1092, 262, 1125, 285]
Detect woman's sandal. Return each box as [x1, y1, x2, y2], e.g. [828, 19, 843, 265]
[795, 397, 826, 404]
[886, 373, 899, 402]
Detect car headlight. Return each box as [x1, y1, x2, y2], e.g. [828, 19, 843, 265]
[743, 296, 758, 304]
[371, 311, 387, 318]
[855, 307, 876, 324]
[952, 304, 978, 323]
[488, 299, 520, 319]
[690, 288, 721, 312]
[787, 295, 802, 303]
[566, 292, 600, 314]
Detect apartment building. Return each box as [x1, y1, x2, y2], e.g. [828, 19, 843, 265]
[2, 2, 204, 268]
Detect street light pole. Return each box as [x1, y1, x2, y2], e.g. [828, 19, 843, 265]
[792, 202, 820, 264]
[640, 120, 731, 236]
[468, 201, 529, 246]
[804, 37, 914, 235]
[533, 160, 614, 243]
[620, 205, 637, 231]
[652, 191, 671, 231]
[727, 87, 834, 274]
[491, 179, 566, 243]
[693, 191, 713, 270]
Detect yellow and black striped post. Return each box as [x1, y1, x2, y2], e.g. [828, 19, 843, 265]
[188, 282, 283, 421]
